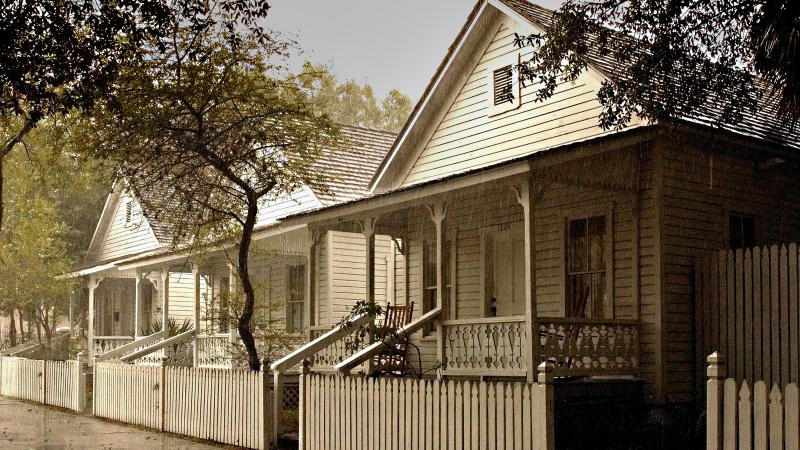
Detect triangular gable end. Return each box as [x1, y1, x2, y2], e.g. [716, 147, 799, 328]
[84, 187, 162, 266]
[371, 0, 641, 191]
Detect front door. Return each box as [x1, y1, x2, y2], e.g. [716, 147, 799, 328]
[484, 222, 525, 317]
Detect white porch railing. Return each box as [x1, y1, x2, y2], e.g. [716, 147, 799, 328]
[442, 316, 527, 377]
[271, 313, 372, 374]
[94, 331, 167, 363]
[121, 329, 196, 366]
[441, 316, 640, 377]
[92, 336, 135, 357]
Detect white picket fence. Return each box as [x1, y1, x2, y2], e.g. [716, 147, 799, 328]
[93, 362, 273, 449]
[0, 356, 87, 412]
[707, 352, 800, 449]
[300, 365, 555, 450]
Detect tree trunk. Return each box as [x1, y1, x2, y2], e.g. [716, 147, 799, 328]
[8, 310, 16, 347]
[0, 154, 4, 230]
[16, 309, 25, 342]
[237, 196, 261, 371]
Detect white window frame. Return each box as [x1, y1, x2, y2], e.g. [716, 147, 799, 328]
[286, 263, 306, 335]
[487, 52, 521, 117]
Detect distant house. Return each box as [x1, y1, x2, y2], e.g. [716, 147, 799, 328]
[72, 125, 396, 366]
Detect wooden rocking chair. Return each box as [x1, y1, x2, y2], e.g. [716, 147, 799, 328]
[373, 302, 415, 376]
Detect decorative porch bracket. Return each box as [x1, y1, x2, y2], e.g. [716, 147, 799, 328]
[335, 307, 442, 374]
[95, 329, 168, 363]
[120, 328, 196, 363]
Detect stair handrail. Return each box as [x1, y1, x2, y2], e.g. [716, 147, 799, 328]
[120, 328, 196, 363]
[95, 330, 168, 362]
[270, 312, 372, 373]
[336, 307, 442, 374]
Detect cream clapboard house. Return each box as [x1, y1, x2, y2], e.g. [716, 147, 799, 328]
[262, 1, 800, 446]
[74, 125, 397, 367]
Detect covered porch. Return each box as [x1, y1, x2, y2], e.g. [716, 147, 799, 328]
[86, 224, 314, 368]
[272, 138, 652, 438]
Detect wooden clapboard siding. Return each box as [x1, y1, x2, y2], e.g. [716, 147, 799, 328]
[96, 194, 160, 262]
[315, 231, 395, 326]
[256, 185, 322, 227]
[165, 272, 207, 324]
[661, 139, 800, 403]
[400, 149, 659, 392]
[400, 17, 632, 187]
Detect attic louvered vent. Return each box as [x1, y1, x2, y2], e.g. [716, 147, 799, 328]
[492, 65, 514, 106]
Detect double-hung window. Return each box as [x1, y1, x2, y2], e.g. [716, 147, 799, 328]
[566, 216, 608, 318]
[286, 264, 306, 334]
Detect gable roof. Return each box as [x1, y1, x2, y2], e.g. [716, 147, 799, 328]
[498, 0, 800, 151]
[370, 0, 799, 191]
[79, 123, 395, 270]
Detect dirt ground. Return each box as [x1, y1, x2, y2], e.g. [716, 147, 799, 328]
[0, 396, 227, 449]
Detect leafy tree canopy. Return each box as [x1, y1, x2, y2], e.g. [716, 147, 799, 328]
[296, 62, 412, 132]
[0, 0, 275, 228]
[516, 0, 800, 131]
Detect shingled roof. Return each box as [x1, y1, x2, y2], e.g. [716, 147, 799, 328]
[311, 124, 396, 205]
[140, 124, 394, 240]
[498, 0, 800, 150]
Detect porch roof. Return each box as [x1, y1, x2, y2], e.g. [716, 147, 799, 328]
[275, 124, 656, 226]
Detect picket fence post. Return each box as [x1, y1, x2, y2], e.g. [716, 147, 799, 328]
[40, 359, 47, 404]
[535, 362, 555, 450]
[159, 356, 167, 431]
[259, 359, 271, 450]
[707, 352, 725, 450]
[299, 360, 309, 450]
[75, 353, 87, 413]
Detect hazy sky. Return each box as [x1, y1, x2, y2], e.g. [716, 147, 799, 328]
[268, 0, 564, 101]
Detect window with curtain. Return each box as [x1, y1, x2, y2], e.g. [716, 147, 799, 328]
[567, 216, 607, 318]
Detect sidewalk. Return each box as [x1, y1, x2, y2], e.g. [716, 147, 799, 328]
[0, 396, 226, 449]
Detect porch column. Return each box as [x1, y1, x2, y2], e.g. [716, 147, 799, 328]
[515, 180, 544, 383]
[192, 264, 201, 367]
[428, 202, 448, 379]
[87, 277, 101, 360]
[304, 230, 321, 341]
[360, 217, 377, 373]
[160, 268, 170, 330]
[134, 272, 145, 339]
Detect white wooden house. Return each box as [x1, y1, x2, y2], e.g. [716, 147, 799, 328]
[73, 125, 397, 367]
[263, 1, 800, 445]
[67, 0, 800, 445]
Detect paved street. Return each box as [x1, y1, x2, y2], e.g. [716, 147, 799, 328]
[0, 396, 226, 449]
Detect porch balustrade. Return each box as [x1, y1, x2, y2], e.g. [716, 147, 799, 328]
[441, 316, 640, 377]
[538, 317, 639, 376]
[92, 336, 135, 356]
[307, 325, 369, 372]
[442, 316, 528, 376]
